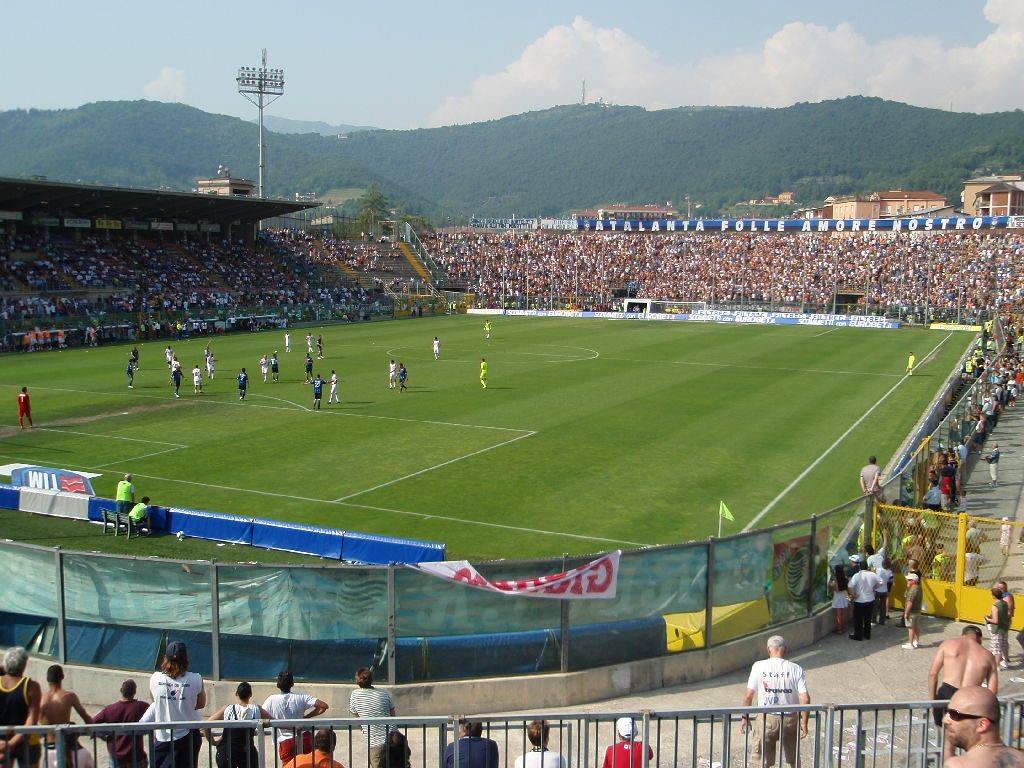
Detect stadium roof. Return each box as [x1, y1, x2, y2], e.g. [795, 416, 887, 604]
[0, 177, 313, 223]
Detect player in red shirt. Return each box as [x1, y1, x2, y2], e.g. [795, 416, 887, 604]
[17, 387, 32, 429]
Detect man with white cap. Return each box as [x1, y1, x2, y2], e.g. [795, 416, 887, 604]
[902, 572, 923, 649]
[740, 635, 809, 768]
[600, 718, 652, 768]
[846, 555, 882, 641]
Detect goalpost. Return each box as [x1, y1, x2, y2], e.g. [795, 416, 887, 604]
[623, 299, 708, 316]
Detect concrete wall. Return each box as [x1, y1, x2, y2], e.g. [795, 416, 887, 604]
[17, 610, 834, 715]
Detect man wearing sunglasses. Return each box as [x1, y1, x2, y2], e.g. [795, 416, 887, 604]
[929, 625, 1000, 762]
[943, 686, 1024, 768]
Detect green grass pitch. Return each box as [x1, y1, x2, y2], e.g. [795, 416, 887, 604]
[0, 316, 967, 562]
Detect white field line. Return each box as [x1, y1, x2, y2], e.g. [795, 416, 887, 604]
[811, 328, 837, 338]
[333, 500, 652, 547]
[29, 428, 188, 470]
[91, 446, 186, 469]
[36, 427, 186, 447]
[0, 451, 645, 546]
[250, 393, 311, 412]
[600, 357, 901, 378]
[742, 331, 955, 531]
[333, 430, 537, 502]
[27, 385, 531, 434]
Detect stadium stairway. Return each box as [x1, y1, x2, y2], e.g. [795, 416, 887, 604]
[164, 242, 232, 291]
[398, 241, 432, 283]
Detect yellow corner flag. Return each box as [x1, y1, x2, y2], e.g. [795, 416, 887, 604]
[719, 500, 734, 522]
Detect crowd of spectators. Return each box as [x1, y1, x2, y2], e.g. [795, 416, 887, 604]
[0, 229, 385, 347]
[430, 230, 1024, 316]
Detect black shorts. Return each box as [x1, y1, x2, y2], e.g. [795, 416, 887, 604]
[933, 682, 957, 726]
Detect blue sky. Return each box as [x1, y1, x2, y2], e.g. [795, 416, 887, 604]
[3, 1, 1017, 128]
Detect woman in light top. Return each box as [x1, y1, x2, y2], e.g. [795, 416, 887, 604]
[143, 641, 206, 768]
[206, 681, 271, 768]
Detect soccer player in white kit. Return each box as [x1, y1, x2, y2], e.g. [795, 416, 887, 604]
[165, 346, 174, 369]
[206, 354, 216, 380]
[306, 333, 314, 354]
[328, 370, 340, 404]
[433, 337, 441, 360]
[192, 365, 203, 395]
[388, 359, 397, 389]
[284, 331, 291, 352]
[259, 355, 269, 383]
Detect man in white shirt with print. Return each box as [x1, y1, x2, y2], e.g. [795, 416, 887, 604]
[741, 635, 809, 768]
[847, 555, 883, 641]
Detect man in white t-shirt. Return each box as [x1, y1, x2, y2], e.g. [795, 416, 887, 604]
[741, 636, 809, 768]
[262, 671, 329, 763]
[846, 556, 883, 641]
[514, 721, 565, 768]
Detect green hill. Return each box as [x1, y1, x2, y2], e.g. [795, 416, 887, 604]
[2, 97, 1023, 218]
[336, 98, 1024, 215]
[0, 100, 431, 214]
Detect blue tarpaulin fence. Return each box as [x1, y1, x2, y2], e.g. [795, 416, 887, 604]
[1, 482, 444, 564]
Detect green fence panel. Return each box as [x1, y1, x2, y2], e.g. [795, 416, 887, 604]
[768, 521, 814, 625]
[710, 530, 772, 645]
[216, 565, 386, 640]
[394, 561, 563, 637]
[0, 542, 59, 619]
[216, 565, 387, 681]
[62, 555, 211, 631]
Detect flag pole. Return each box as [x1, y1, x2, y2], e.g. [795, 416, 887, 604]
[718, 511, 722, 538]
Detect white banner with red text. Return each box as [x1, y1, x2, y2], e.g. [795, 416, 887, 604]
[408, 551, 620, 599]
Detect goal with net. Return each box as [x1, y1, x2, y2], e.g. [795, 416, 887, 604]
[623, 299, 708, 316]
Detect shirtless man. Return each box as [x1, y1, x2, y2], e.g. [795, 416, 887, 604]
[39, 665, 91, 728]
[943, 686, 1024, 768]
[928, 626, 999, 759]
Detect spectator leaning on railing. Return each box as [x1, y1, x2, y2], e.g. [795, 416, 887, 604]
[0, 647, 42, 768]
[263, 672, 329, 764]
[141, 641, 206, 768]
[348, 668, 394, 768]
[91, 680, 149, 768]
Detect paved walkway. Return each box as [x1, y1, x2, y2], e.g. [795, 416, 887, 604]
[959, 400, 1024, 591]
[531, 617, 1024, 715]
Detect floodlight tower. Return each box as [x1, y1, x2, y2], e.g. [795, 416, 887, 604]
[236, 49, 285, 198]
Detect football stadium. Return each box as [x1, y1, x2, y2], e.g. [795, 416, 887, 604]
[5, 6, 1024, 768]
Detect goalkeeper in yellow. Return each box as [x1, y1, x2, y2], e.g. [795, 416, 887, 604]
[484, 320, 492, 340]
[906, 352, 916, 375]
[480, 357, 488, 389]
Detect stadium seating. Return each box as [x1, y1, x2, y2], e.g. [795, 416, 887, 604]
[430, 230, 1024, 316]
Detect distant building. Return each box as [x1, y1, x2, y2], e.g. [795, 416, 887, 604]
[962, 174, 1024, 217]
[746, 191, 795, 206]
[194, 166, 255, 197]
[825, 189, 947, 219]
[962, 174, 1022, 216]
[571, 203, 677, 220]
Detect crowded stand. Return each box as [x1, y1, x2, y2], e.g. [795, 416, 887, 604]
[0, 228, 387, 351]
[431, 230, 1024, 317]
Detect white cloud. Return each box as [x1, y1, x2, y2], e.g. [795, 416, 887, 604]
[428, 2, 1024, 126]
[143, 67, 187, 103]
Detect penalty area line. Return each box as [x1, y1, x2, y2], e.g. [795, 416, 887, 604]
[333, 430, 537, 502]
[743, 331, 954, 531]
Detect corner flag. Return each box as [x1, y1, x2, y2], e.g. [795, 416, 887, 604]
[718, 500, 734, 537]
[719, 500, 734, 522]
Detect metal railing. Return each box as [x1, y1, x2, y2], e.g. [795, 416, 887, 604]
[4, 700, 1023, 768]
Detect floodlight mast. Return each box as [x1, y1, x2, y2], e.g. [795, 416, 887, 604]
[236, 48, 285, 199]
